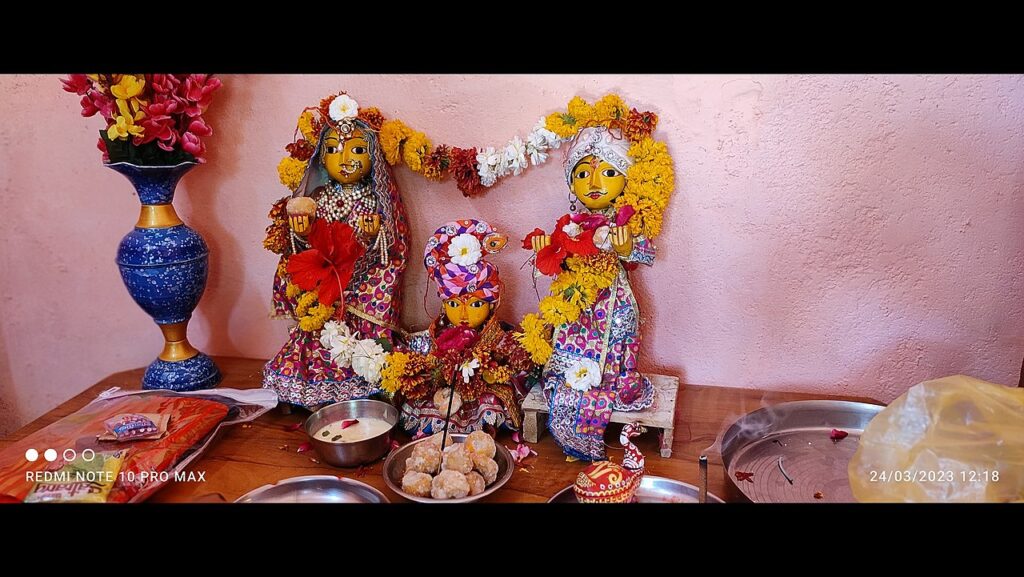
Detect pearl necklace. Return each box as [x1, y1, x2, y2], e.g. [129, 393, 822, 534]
[316, 181, 375, 224]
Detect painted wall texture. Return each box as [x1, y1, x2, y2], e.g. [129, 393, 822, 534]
[1, 74, 1022, 435]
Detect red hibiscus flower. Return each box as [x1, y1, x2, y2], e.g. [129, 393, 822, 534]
[287, 220, 365, 307]
[552, 214, 599, 258]
[536, 242, 567, 276]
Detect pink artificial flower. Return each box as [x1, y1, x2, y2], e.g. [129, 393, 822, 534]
[435, 326, 480, 353]
[150, 74, 182, 96]
[615, 204, 636, 227]
[137, 100, 181, 150]
[182, 74, 222, 117]
[187, 117, 213, 137]
[97, 138, 109, 163]
[61, 74, 91, 96]
[570, 212, 609, 231]
[181, 131, 207, 162]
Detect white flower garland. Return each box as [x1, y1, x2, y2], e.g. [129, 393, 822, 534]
[475, 118, 566, 189]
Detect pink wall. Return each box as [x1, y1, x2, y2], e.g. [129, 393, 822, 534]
[1, 74, 1022, 434]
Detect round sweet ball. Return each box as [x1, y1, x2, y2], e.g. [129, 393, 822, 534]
[401, 471, 433, 497]
[464, 430, 496, 459]
[431, 469, 470, 500]
[285, 196, 317, 217]
[465, 471, 487, 496]
[427, 432, 455, 450]
[406, 443, 441, 474]
[472, 452, 499, 485]
[441, 443, 474, 475]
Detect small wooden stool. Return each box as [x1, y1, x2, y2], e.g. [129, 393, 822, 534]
[521, 374, 680, 458]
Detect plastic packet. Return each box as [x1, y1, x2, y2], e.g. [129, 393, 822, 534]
[849, 375, 1024, 502]
[24, 449, 128, 503]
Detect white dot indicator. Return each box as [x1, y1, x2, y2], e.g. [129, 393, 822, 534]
[44, 449, 58, 462]
[25, 449, 39, 462]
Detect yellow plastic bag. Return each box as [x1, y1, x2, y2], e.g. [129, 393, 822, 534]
[849, 375, 1024, 502]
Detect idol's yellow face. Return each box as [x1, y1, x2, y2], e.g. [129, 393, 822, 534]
[443, 295, 491, 329]
[323, 127, 371, 184]
[571, 154, 626, 210]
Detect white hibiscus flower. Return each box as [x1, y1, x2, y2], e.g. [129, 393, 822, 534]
[320, 321, 358, 368]
[447, 233, 482, 266]
[565, 358, 602, 392]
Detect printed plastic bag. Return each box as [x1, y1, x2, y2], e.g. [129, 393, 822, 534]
[0, 387, 276, 503]
[849, 375, 1024, 502]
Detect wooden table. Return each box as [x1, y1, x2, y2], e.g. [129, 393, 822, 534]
[0, 357, 881, 503]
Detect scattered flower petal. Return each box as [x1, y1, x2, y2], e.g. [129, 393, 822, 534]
[309, 457, 321, 464]
[814, 491, 824, 500]
[296, 442, 312, 453]
[339, 419, 359, 430]
[284, 423, 303, 432]
[735, 471, 755, 483]
[830, 429, 849, 442]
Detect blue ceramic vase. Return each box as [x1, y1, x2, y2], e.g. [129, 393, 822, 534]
[109, 161, 221, 391]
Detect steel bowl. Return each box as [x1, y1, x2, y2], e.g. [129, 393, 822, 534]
[304, 399, 398, 468]
[383, 433, 514, 503]
[235, 475, 389, 503]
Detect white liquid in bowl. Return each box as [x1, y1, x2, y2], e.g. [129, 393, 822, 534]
[315, 418, 392, 443]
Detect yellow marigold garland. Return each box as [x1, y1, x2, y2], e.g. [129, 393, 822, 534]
[277, 157, 308, 192]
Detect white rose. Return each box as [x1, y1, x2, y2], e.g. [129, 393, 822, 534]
[447, 233, 483, 266]
[329, 95, 359, 122]
[565, 359, 602, 392]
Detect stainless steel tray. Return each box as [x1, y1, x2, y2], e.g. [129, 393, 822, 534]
[548, 475, 724, 503]
[235, 475, 390, 503]
[720, 400, 884, 503]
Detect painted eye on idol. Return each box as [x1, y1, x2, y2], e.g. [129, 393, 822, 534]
[351, 146, 367, 154]
[325, 146, 339, 154]
[470, 300, 486, 308]
[447, 300, 459, 308]
[576, 169, 590, 179]
[602, 168, 618, 177]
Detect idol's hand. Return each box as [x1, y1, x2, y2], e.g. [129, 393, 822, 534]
[289, 214, 312, 237]
[610, 226, 633, 256]
[531, 234, 552, 253]
[357, 213, 381, 237]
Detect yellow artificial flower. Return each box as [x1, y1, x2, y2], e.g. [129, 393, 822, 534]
[516, 313, 554, 365]
[299, 303, 334, 332]
[107, 112, 144, 141]
[277, 156, 308, 191]
[380, 351, 411, 395]
[545, 112, 579, 139]
[297, 110, 318, 144]
[594, 94, 628, 126]
[110, 75, 146, 100]
[379, 119, 411, 166]
[294, 290, 318, 318]
[567, 96, 594, 127]
[402, 131, 431, 173]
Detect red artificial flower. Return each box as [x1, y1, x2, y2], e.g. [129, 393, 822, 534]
[522, 228, 546, 250]
[435, 326, 480, 353]
[137, 100, 181, 150]
[187, 118, 213, 138]
[450, 147, 483, 197]
[286, 140, 315, 161]
[287, 220, 366, 307]
[150, 74, 183, 97]
[60, 74, 91, 96]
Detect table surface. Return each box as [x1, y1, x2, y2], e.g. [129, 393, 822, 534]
[0, 357, 881, 503]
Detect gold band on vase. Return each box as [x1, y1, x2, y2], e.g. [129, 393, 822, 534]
[137, 204, 184, 228]
[159, 321, 200, 361]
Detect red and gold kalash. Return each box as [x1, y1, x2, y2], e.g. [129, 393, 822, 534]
[573, 423, 646, 503]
